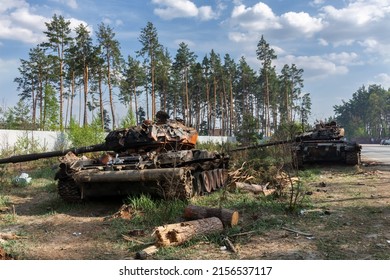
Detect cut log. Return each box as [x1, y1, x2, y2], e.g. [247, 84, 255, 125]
[183, 204, 239, 227]
[135, 245, 159, 260]
[154, 217, 223, 247]
[235, 182, 275, 196]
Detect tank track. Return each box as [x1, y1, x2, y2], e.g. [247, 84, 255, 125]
[345, 151, 360, 165]
[57, 179, 82, 203]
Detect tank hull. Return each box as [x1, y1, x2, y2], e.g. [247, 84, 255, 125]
[293, 140, 361, 167]
[55, 149, 228, 202]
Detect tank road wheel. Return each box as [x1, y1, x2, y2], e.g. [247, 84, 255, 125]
[57, 180, 82, 203]
[201, 171, 213, 193]
[213, 169, 221, 189]
[345, 151, 360, 165]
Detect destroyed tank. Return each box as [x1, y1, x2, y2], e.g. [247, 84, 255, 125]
[0, 111, 229, 202]
[292, 121, 361, 167]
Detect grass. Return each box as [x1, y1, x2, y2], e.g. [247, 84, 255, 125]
[2, 156, 386, 260]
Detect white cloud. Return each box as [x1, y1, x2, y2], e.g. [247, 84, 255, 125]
[281, 55, 349, 80]
[52, 0, 78, 9]
[318, 38, 328, 46]
[374, 73, 390, 88]
[152, 0, 217, 21]
[322, 0, 390, 26]
[230, 3, 282, 31]
[198, 6, 216, 21]
[228, 2, 326, 43]
[325, 52, 361, 65]
[0, 0, 27, 13]
[0, 0, 89, 44]
[66, 0, 78, 9]
[357, 39, 390, 62]
[0, 1, 48, 43]
[281, 12, 324, 36]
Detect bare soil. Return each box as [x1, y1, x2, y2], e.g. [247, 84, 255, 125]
[1, 160, 390, 260]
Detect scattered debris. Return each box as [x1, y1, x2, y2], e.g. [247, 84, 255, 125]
[0, 247, 14, 260]
[12, 172, 31, 187]
[223, 237, 237, 254]
[228, 163, 255, 184]
[104, 204, 134, 221]
[135, 245, 159, 260]
[318, 181, 327, 188]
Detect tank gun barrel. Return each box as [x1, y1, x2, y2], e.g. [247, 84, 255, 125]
[230, 139, 295, 152]
[0, 143, 107, 164]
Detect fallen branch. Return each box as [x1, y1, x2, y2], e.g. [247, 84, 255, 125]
[234, 182, 275, 196]
[183, 205, 239, 227]
[0, 233, 27, 240]
[223, 237, 237, 254]
[281, 227, 313, 237]
[121, 234, 154, 246]
[229, 230, 258, 237]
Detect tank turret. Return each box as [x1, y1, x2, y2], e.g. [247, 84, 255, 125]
[297, 121, 345, 141]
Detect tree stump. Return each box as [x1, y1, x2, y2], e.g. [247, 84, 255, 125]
[183, 204, 239, 227]
[154, 217, 223, 247]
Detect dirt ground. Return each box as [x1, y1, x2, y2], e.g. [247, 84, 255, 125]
[1, 159, 390, 260]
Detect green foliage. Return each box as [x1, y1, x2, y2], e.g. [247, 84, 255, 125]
[235, 113, 262, 145]
[334, 84, 390, 139]
[0, 195, 10, 207]
[66, 118, 105, 146]
[1, 100, 31, 130]
[42, 84, 59, 130]
[120, 108, 136, 128]
[124, 194, 187, 227]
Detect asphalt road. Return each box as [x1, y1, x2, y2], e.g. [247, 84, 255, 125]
[361, 144, 390, 164]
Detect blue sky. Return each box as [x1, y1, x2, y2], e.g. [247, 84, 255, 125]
[1, 0, 390, 123]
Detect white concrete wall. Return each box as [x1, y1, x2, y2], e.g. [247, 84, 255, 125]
[197, 135, 236, 144]
[0, 130, 66, 151]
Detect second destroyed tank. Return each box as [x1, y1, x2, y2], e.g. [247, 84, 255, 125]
[293, 121, 361, 168]
[0, 111, 229, 202]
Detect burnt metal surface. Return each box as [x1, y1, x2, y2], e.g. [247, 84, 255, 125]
[293, 121, 361, 167]
[0, 112, 228, 202]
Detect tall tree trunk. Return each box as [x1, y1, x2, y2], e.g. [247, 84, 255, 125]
[83, 65, 89, 127]
[69, 71, 75, 126]
[107, 57, 116, 129]
[213, 76, 217, 135]
[229, 78, 234, 136]
[98, 74, 104, 130]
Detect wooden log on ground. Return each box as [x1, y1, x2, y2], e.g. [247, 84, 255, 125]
[234, 182, 275, 196]
[154, 217, 223, 247]
[183, 204, 239, 227]
[135, 245, 159, 260]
